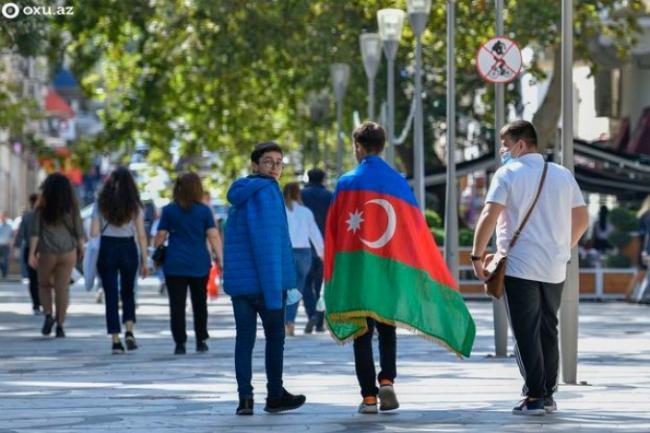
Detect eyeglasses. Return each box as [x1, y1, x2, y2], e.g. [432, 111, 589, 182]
[260, 160, 284, 169]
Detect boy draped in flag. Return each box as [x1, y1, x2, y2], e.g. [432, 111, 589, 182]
[324, 122, 476, 414]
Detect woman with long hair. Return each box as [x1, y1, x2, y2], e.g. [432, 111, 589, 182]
[631, 195, 650, 302]
[154, 172, 223, 354]
[29, 173, 85, 337]
[91, 167, 149, 354]
[283, 182, 323, 336]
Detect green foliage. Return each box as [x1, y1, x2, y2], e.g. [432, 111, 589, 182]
[459, 228, 474, 247]
[431, 228, 444, 245]
[607, 230, 632, 249]
[609, 207, 638, 232]
[425, 209, 443, 229]
[39, 0, 645, 183]
[604, 254, 631, 268]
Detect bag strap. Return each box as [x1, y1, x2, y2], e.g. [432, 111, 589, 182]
[508, 161, 548, 249]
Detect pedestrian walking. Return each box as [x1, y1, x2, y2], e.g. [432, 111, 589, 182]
[28, 173, 85, 338]
[0, 211, 13, 279]
[224, 141, 306, 415]
[13, 194, 40, 313]
[91, 167, 149, 354]
[324, 122, 475, 414]
[632, 195, 650, 302]
[300, 168, 333, 333]
[591, 205, 613, 253]
[471, 120, 589, 416]
[153, 172, 223, 355]
[283, 182, 323, 336]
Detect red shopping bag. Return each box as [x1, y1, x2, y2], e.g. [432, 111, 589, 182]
[207, 263, 221, 299]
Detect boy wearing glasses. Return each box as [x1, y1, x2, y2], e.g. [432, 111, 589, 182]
[223, 141, 305, 415]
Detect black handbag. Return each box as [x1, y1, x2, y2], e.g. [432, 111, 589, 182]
[152, 244, 166, 267]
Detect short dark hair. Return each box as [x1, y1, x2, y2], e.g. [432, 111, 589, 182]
[28, 193, 38, 208]
[500, 120, 538, 148]
[251, 141, 283, 164]
[307, 168, 326, 184]
[173, 172, 204, 210]
[352, 121, 386, 154]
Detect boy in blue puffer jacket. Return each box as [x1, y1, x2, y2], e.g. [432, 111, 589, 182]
[223, 141, 305, 416]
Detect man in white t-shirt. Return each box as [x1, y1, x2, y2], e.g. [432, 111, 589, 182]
[471, 120, 589, 416]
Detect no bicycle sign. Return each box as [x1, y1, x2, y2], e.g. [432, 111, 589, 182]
[476, 36, 522, 84]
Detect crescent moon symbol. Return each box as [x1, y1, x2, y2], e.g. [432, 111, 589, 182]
[359, 199, 397, 249]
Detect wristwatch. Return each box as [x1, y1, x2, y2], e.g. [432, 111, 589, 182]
[470, 254, 483, 262]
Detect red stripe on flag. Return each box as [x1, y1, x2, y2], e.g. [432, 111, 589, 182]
[324, 190, 457, 290]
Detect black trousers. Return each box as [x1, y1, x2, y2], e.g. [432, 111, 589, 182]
[165, 274, 209, 345]
[23, 246, 39, 309]
[504, 275, 564, 399]
[353, 318, 396, 398]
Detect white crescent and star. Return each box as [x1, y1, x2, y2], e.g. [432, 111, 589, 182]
[345, 199, 397, 249]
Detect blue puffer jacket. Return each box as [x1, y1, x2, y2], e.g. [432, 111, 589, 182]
[223, 175, 297, 310]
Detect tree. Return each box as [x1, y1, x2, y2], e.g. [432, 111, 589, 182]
[52, 0, 645, 188]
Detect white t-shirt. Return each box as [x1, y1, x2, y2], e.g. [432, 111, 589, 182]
[285, 203, 324, 258]
[485, 153, 586, 284]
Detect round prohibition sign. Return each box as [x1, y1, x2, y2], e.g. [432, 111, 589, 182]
[476, 36, 522, 84]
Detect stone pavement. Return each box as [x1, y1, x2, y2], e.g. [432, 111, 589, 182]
[0, 278, 649, 433]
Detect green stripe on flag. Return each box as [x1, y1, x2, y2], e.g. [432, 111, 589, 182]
[325, 251, 476, 357]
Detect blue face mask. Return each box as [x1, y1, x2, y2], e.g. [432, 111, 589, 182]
[501, 151, 514, 165]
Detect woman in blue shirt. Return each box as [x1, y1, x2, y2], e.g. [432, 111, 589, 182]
[154, 172, 223, 354]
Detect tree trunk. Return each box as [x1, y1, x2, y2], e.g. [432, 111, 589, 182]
[532, 46, 563, 150]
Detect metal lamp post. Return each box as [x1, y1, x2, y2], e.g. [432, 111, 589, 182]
[377, 8, 406, 168]
[359, 33, 382, 121]
[407, 0, 431, 212]
[560, 0, 579, 385]
[330, 63, 351, 177]
[444, 0, 459, 284]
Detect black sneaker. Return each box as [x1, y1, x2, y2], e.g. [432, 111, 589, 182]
[378, 384, 399, 411]
[264, 388, 306, 413]
[236, 397, 254, 415]
[196, 340, 209, 353]
[174, 343, 186, 355]
[304, 318, 315, 334]
[112, 341, 125, 354]
[55, 325, 65, 338]
[544, 396, 557, 413]
[41, 315, 55, 336]
[125, 332, 138, 351]
[512, 397, 545, 416]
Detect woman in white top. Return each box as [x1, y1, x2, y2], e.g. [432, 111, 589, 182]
[283, 182, 323, 336]
[91, 167, 148, 354]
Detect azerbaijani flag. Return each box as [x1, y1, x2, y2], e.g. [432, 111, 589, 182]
[324, 156, 476, 357]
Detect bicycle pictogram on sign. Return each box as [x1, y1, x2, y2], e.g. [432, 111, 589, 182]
[476, 36, 522, 84]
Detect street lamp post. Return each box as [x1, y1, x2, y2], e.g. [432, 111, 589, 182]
[407, 0, 431, 212]
[560, 0, 579, 385]
[359, 33, 382, 121]
[445, 0, 459, 283]
[330, 63, 351, 177]
[377, 8, 406, 168]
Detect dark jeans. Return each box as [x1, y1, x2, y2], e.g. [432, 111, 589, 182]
[304, 255, 324, 327]
[0, 245, 9, 278]
[504, 275, 564, 399]
[97, 236, 138, 334]
[164, 274, 209, 344]
[23, 246, 39, 309]
[285, 248, 312, 324]
[232, 294, 285, 400]
[354, 318, 397, 398]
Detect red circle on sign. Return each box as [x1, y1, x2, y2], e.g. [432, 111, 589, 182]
[476, 36, 522, 84]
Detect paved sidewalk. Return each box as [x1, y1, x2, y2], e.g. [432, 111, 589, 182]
[0, 279, 649, 433]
